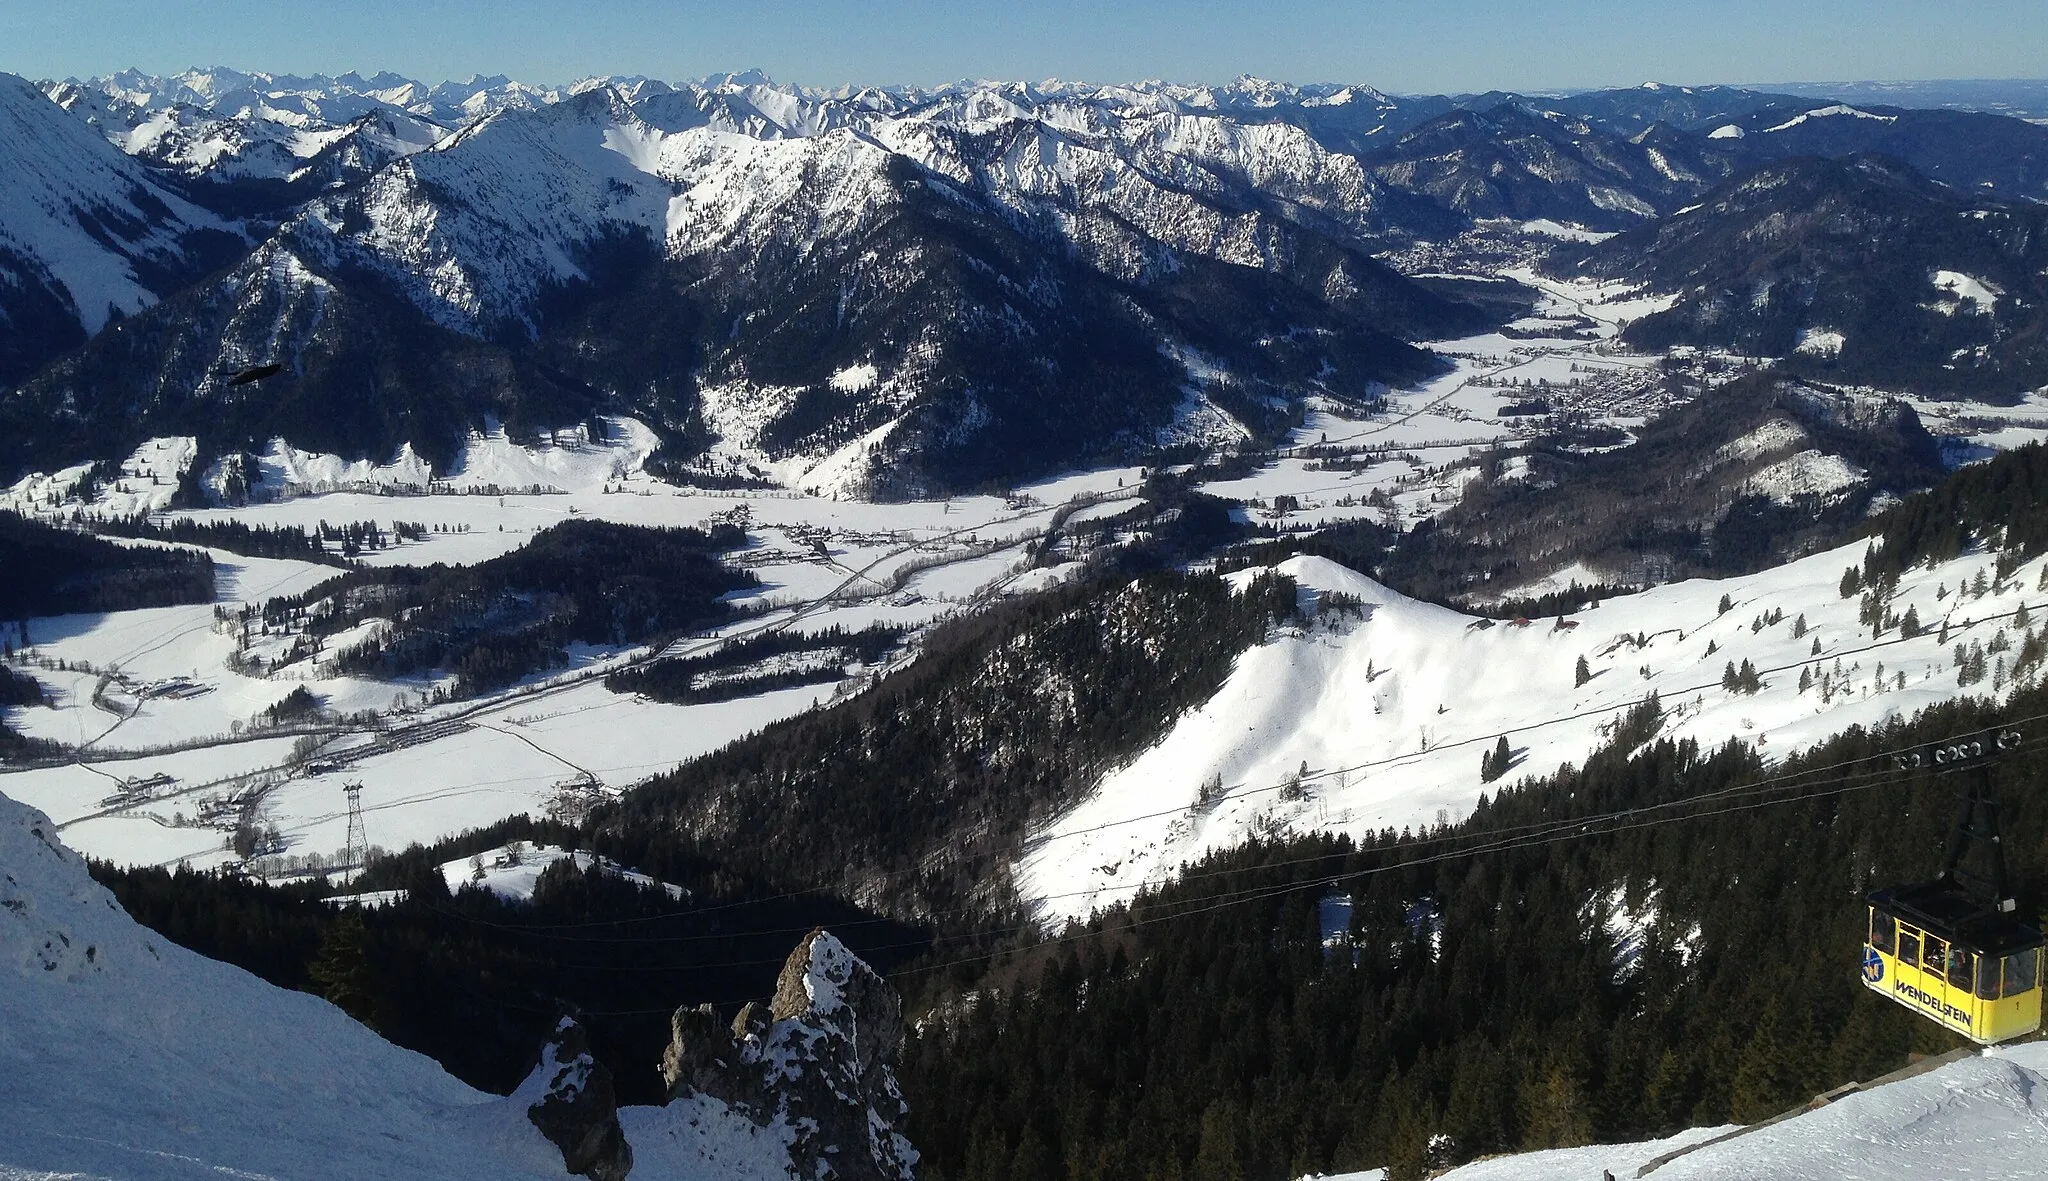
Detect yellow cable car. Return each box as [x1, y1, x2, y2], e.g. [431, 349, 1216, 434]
[1860, 732, 2045, 1044]
[1863, 883, 2043, 1044]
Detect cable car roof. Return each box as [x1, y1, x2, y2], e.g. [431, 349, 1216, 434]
[1869, 880, 2047, 956]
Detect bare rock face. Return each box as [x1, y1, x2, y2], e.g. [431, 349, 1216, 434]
[523, 1017, 633, 1181]
[661, 928, 918, 1181]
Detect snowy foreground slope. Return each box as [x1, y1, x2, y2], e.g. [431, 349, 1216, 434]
[0, 791, 823, 1181]
[1024, 540, 2048, 919]
[1321, 1040, 2048, 1180]
[0, 793, 565, 1180]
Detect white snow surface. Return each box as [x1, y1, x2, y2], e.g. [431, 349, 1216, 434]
[1762, 104, 1898, 132]
[1932, 270, 2003, 314]
[1519, 219, 1616, 243]
[441, 841, 685, 901]
[1316, 1041, 2048, 1179]
[0, 792, 567, 1180]
[1792, 327, 1844, 357]
[1746, 450, 1866, 505]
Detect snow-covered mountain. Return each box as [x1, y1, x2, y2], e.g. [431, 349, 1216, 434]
[12, 67, 2048, 497]
[0, 73, 243, 386]
[4, 78, 1486, 495]
[1024, 532, 2048, 920]
[44, 74, 447, 193]
[1564, 154, 2048, 396]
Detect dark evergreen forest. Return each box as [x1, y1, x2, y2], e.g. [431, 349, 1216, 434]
[898, 690, 2046, 1180]
[83, 514, 345, 563]
[606, 623, 904, 704]
[0, 511, 215, 617]
[90, 816, 926, 1105]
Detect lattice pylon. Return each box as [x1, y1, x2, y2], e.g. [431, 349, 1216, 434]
[343, 782, 367, 872]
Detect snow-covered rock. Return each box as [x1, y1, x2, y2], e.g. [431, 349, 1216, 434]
[517, 1017, 632, 1181]
[661, 928, 918, 1181]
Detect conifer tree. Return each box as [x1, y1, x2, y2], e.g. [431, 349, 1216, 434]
[1575, 656, 1592, 687]
[307, 907, 379, 1030]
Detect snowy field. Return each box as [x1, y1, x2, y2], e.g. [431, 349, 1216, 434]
[1, 445, 1141, 871]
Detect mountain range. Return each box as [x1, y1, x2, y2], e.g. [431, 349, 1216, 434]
[7, 69, 2048, 496]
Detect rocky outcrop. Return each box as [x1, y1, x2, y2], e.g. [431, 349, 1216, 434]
[661, 928, 918, 1181]
[522, 1018, 633, 1181]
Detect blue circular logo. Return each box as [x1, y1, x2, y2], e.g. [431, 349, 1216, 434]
[1863, 947, 1885, 983]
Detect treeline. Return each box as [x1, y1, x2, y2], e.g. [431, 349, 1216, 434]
[593, 569, 1300, 922]
[899, 690, 2045, 1181]
[84, 514, 342, 564]
[0, 662, 50, 760]
[1861, 440, 2048, 579]
[0, 664, 44, 707]
[90, 833, 925, 1105]
[261, 519, 755, 696]
[0, 511, 215, 617]
[605, 624, 904, 704]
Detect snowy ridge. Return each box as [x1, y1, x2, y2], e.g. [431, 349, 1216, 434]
[331, 841, 686, 905]
[2, 418, 662, 515]
[0, 791, 569, 1179]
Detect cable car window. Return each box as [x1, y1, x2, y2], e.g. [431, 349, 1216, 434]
[2006, 950, 2041, 996]
[1947, 948, 1975, 990]
[1977, 955, 2002, 1000]
[1923, 935, 1947, 974]
[1870, 912, 1895, 953]
[1899, 929, 1920, 967]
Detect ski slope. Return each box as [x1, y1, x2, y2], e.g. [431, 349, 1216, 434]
[1022, 539, 2048, 921]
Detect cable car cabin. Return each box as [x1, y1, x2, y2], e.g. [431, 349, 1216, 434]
[1864, 881, 2045, 1044]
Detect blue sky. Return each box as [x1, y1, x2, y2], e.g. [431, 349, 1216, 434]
[3, 0, 2042, 93]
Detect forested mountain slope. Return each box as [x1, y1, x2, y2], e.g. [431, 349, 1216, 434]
[1560, 155, 2048, 396]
